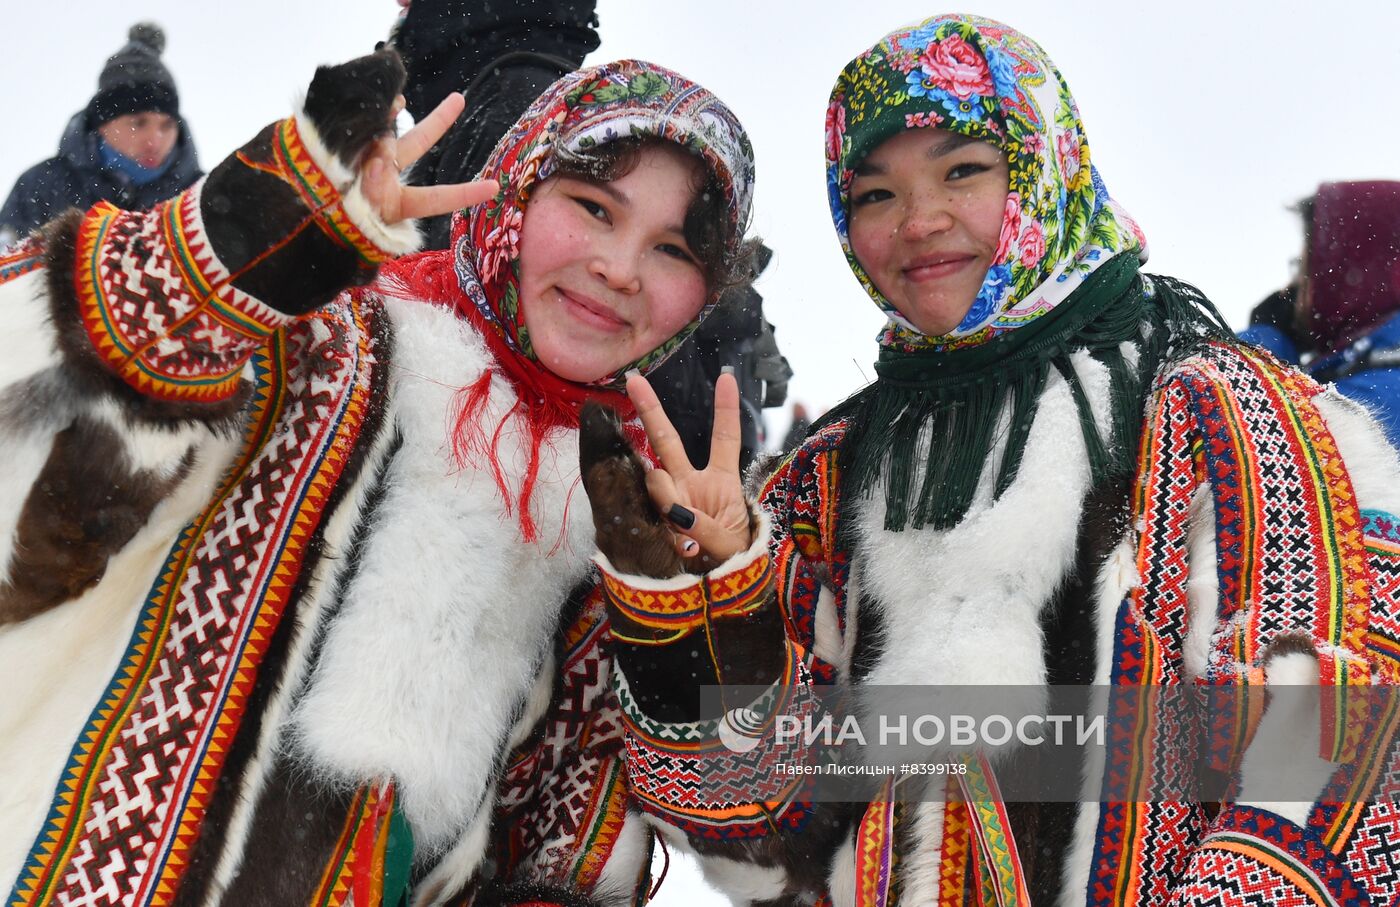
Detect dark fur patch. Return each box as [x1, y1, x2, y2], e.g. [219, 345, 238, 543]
[303, 50, 407, 169]
[0, 414, 193, 623]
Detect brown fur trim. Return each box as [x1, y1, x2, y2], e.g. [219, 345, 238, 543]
[0, 414, 192, 623]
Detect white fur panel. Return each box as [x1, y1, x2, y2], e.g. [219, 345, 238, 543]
[289, 296, 597, 853]
[826, 835, 857, 907]
[898, 800, 945, 904]
[594, 511, 772, 589]
[696, 853, 789, 904]
[1314, 388, 1400, 516]
[88, 397, 203, 479]
[0, 271, 61, 389]
[854, 351, 1110, 691]
[590, 808, 652, 906]
[1236, 651, 1336, 826]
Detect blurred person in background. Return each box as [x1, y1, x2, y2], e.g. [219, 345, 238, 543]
[1241, 181, 1400, 447]
[0, 23, 201, 245]
[389, 0, 792, 470]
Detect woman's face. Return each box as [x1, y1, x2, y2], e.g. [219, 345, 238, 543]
[518, 144, 709, 383]
[847, 128, 1010, 337]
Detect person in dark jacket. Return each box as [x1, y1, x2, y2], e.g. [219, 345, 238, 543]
[0, 22, 201, 244]
[388, 0, 793, 469]
[389, 0, 601, 250]
[1240, 181, 1400, 447]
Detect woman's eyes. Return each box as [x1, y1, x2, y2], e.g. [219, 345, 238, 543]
[657, 242, 698, 265]
[574, 196, 609, 221]
[852, 187, 894, 206]
[947, 161, 993, 180]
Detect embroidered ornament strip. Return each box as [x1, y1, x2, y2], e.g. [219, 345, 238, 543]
[8, 300, 378, 907]
[73, 189, 293, 404]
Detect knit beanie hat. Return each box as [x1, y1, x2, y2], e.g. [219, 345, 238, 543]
[87, 23, 180, 126]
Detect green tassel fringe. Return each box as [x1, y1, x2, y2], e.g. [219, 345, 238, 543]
[820, 253, 1233, 532]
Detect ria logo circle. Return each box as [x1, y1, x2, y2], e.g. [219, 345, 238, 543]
[718, 707, 766, 753]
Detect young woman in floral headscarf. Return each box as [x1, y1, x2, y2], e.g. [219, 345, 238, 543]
[582, 14, 1400, 905]
[0, 50, 754, 907]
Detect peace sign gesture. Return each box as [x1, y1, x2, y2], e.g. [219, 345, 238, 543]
[360, 91, 498, 223]
[626, 371, 754, 563]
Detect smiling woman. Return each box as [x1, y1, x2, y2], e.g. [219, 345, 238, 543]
[0, 50, 756, 907]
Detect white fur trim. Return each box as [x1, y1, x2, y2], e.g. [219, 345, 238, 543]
[695, 854, 788, 904]
[1059, 528, 1140, 905]
[854, 351, 1110, 694]
[291, 102, 422, 260]
[289, 297, 596, 853]
[1181, 484, 1218, 682]
[826, 834, 858, 907]
[292, 103, 355, 189]
[897, 800, 946, 904]
[593, 510, 773, 590]
[1236, 651, 1337, 826]
[410, 800, 495, 907]
[591, 809, 653, 906]
[340, 178, 422, 258]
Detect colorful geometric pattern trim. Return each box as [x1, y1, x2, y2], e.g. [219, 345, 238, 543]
[826, 14, 1145, 351]
[0, 237, 43, 286]
[1174, 806, 1366, 907]
[853, 781, 897, 907]
[240, 117, 395, 266]
[490, 591, 632, 894]
[956, 755, 1030, 907]
[73, 188, 293, 403]
[1086, 341, 1383, 906]
[449, 58, 755, 389]
[6, 299, 380, 907]
[613, 642, 818, 839]
[597, 547, 774, 644]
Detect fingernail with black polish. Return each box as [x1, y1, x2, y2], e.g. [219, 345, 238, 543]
[667, 503, 696, 530]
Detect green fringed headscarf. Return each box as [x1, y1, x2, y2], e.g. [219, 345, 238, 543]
[821, 15, 1230, 531]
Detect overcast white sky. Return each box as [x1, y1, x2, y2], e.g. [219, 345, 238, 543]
[3, 2, 1398, 902]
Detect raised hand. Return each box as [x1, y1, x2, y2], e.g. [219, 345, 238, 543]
[360, 92, 497, 223]
[626, 371, 752, 564]
[301, 49, 495, 225]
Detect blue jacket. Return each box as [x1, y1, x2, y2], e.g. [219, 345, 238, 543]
[1242, 312, 1400, 449]
[0, 111, 201, 238]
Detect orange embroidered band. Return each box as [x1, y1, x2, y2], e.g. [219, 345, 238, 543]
[600, 553, 775, 646]
[265, 117, 394, 266]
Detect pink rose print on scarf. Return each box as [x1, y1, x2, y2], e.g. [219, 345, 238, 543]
[995, 192, 1022, 263]
[826, 99, 846, 164]
[480, 205, 523, 283]
[919, 35, 995, 100]
[1018, 220, 1046, 268]
[904, 110, 945, 129]
[1056, 130, 1082, 187]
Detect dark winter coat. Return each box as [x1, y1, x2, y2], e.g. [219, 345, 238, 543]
[0, 111, 201, 239]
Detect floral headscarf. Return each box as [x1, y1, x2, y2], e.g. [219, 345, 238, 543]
[826, 14, 1146, 352]
[451, 58, 755, 387]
